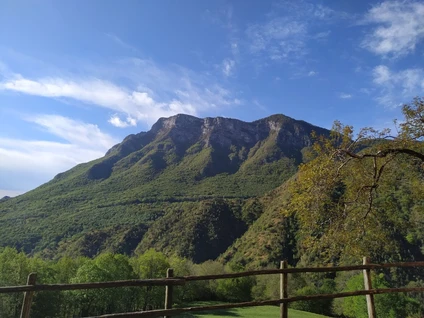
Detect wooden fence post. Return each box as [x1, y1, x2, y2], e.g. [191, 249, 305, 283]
[164, 268, 174, 318]
[280, 260, 288, 318]
[363, 257, 376, 318]
[20, 272, 37, 318]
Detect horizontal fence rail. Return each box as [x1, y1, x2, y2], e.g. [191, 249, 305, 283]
[89, 287, 424, 318]
[2, 259, 424, 318]
[4, 261, 424, 294]
[0, 278, 185, 294]
[183, 261, 424, 281]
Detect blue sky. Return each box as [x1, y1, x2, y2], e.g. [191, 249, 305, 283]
[1, 0, 424, 196]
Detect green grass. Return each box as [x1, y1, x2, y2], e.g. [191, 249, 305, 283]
[176, 302, 331, 318]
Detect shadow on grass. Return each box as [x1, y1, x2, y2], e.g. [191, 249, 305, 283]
[175, 302, 240, 317]
[176, 309, 239, 317]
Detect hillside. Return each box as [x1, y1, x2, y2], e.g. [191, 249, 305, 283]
[0, 113, 329, 259]
[219, 180, 298, 268]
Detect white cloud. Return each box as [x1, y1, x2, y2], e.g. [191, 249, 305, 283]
[372, 65, 392, 85]
[0, 115, 118, 192]
[308, 71, 318, 76]
[28, 114, 118, 149]
[361, 1, 424, 58]
[222, 58, 235, 77]
[0, 59, 241, 127]
[0, 75, 135, 111]
[0, 75, 183, 124]
[108, 114, 137, 128]
[372, 65, 424, 107]
[339, 93, 353, 99]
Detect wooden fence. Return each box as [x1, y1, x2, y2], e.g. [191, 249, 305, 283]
[1, 257, 424, 318]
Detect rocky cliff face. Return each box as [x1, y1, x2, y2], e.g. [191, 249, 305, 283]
[111, 113, 326, 158]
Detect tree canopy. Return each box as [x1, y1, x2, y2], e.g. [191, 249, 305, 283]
[285, 97, 424, 264]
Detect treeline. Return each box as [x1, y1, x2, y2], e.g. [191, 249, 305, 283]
[0, 247, 254, 317]
[1, 247, 424, 318]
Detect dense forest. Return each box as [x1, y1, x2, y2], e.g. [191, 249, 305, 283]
[0, 98, 423, 317]
[1, 247, 423, 318]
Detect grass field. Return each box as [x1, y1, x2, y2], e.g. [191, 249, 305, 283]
[176, 302, 331, 318]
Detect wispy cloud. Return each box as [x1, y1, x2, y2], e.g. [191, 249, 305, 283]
[361, 1, 424, 58]
[222, 58, 235, 77]
[308, 71, 318, 77]
[0, 115, 118, 192]
[105, 33, 140, 53]
[0, 75, 179, 124]
[245, 1, 343, 64]
[312, 31, 331, 40]
[253, 99, 267, 112]
[0, 58, 241, 127]
[339, 93, 353, 99]
[28, 114, 118, 149]
[372, 65, 424, 107]
[205, 4, 240, 77]
[272, 1, 340, 21]
[246, 18, 307, 61]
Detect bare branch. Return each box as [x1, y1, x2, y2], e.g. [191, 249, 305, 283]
[338, 148, 424, 161]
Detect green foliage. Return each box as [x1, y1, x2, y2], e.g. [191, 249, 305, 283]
[0, 248, 196, 316]
[1, 106, 424, 317]
[0, 114, 321, 258]
[0, 247, 30, 317]
[251, 271, 279, 300]
[71, 253, 137, 316]
[290, 279, 335, 316]
[220, 181, 298, 268]
[283, 98, 424, 264]
[215, 264, 254, 302]
[336, 273, 419, 318]
[136, 199, 247, 263]
[130, 249, 170, 311]
[241, 198, 263, 225]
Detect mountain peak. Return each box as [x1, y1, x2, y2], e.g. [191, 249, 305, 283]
[154, 113, 202, 129]
[0, 196, 11, 203]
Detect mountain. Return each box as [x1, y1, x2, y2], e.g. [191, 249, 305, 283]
[0, 113, 329, 260]
[0, 196, 11, 203]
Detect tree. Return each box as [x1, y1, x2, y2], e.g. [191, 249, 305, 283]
[335, 273, 419, 318]
[168, 255, 198, 303]
[71, 253, 136, 316]
[215, 263, 254, 302]
[290, 278, 335, 316]
[130, 249, 170, 311]
[0, 248, 30, 318]
[284, 97, 424, 264]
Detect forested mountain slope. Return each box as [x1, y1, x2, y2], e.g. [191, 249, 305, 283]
[0, 114, 328, 258]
